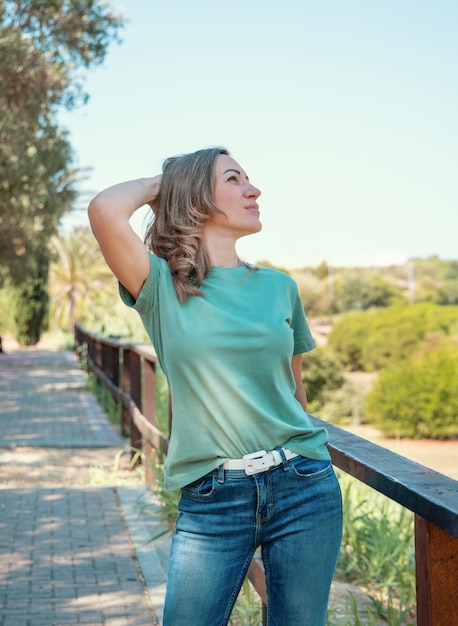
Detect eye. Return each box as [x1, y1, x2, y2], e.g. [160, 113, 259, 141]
[227, 175, 238, 182]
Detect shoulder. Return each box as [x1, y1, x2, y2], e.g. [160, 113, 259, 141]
[255, 266, 298, 289]
[147, 252, 170, 276]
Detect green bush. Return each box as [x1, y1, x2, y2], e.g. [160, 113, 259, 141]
[302, 348, 345, 409]
[337, 274, 404, 312]
[328, 303, 458, 371]
[318, 383, 367, 426]
[0, 286, 14, 337]
[11, 275, 49, 345]
[326, 311, 371, 370]
[364, 344, 458, 439]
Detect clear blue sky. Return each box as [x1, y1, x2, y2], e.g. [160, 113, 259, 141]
[60, 0, 458, 268]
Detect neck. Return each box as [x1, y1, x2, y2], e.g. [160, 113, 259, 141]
[209, 250, 241, 268]
[204, 234, 240, 268]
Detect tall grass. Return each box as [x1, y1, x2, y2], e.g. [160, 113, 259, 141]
[84, 369, 122, 426]
[332, 470, 416, 625]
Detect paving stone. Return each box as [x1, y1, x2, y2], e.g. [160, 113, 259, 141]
[0, 349, 161, 625]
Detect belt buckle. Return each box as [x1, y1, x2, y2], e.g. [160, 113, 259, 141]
[243, 450, 272, 475]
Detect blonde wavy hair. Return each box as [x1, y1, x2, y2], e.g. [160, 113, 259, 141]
[144, 147, 229, 301]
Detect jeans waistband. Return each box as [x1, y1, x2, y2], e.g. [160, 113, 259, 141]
[222, 448, 298, 475]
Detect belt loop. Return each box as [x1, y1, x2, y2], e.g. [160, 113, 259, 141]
[276, 447, 289, 471]
[217, 463, 225, 483]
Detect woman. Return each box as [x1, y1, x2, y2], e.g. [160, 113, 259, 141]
[88, 147, 342, 626]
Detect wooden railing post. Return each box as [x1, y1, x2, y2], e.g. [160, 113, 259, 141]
[102, 342, 120, 387]
[142, 356, 157, 481]
[121, 347, 133, 437]
[415, 515, 458, 625]
[128, 351, 143, 461]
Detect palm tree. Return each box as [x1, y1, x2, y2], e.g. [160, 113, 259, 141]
[48, 227, 115, 332]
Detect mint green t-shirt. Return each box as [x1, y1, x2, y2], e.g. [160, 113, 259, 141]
[120, 253, 330, 490]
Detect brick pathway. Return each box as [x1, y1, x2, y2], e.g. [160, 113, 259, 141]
[0, 348, 167, 626]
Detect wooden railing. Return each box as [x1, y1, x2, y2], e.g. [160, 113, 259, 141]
[74, 323, 458, 626]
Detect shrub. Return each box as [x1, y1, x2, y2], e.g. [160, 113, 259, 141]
[328, 303, 458, 371]
[302, 348, 345, 409]
[326, 311, 373, 370]
[318, 382, 367, 426]
[11, 275, 49, 345]
[364, 344, 458, 439]
[337, 274, 404, 312]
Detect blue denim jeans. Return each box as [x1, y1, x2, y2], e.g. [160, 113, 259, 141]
[162, 455, 342, 626]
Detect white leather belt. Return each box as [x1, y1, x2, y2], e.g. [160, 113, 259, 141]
[223, 448, 299, 475]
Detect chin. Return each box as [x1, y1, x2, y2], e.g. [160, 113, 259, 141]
[243, 222, 262, 237]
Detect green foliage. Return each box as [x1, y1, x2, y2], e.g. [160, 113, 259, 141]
[294, 270, 338, 316]
[0, 283, 14, 336]
[444, 260, 458, 281]
[84, 369, 122, 426]
[302, 348, 345, 410]
[336, 472, 416, 624]
[0, 1, 123, 342]
[328, 303, 458, 371]
[0, 110, 76, 282]
[5, 250, 50, 344]
[365, 344, 458, 439]
[337, 273, 405, 311]
[12, 274, 49, 345]
[291, 257, 458, 316]
[229, 578, 263, 625]
[436, 279, 458, 305]
[149, 464, 180, 525]
[313, 260, 331, 281]
[49, 228, 114, 331]
[318, 382, 366, 426]
[327, 311, 371, 370]
[46, 227, 148, 340]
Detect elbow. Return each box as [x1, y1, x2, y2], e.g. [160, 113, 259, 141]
[88, 196, 107, 233]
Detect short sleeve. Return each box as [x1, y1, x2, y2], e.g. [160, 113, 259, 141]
[118, 253, 162, 313]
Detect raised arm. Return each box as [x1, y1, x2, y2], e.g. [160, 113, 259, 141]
[88, 176, 161, 300]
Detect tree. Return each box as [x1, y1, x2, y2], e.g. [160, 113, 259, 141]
[10, 247, 49, 344]
[0, 0, 123, 342]
[337, 273, 404, 312]
[48, 228, 146, 340]
[49, 228, 113, 332]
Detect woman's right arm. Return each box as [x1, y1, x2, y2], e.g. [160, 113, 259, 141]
[88, 176, 161, 300]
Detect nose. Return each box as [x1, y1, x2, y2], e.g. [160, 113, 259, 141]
[245, 183, 261, 198]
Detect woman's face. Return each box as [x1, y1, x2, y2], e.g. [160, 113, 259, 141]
[209, 155, 262, 238]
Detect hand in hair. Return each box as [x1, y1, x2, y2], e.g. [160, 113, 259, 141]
[147, 175, 162, 214]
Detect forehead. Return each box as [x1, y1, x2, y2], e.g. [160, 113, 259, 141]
[214, 154, 245, 176]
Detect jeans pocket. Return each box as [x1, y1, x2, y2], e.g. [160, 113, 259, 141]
[181, 474, 218, 500]
[289, 457, 333, 481]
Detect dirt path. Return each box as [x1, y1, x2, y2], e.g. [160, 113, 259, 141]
[343, 423, 458, 480]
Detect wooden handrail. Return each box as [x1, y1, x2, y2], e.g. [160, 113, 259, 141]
[74, 323, 458, 625]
